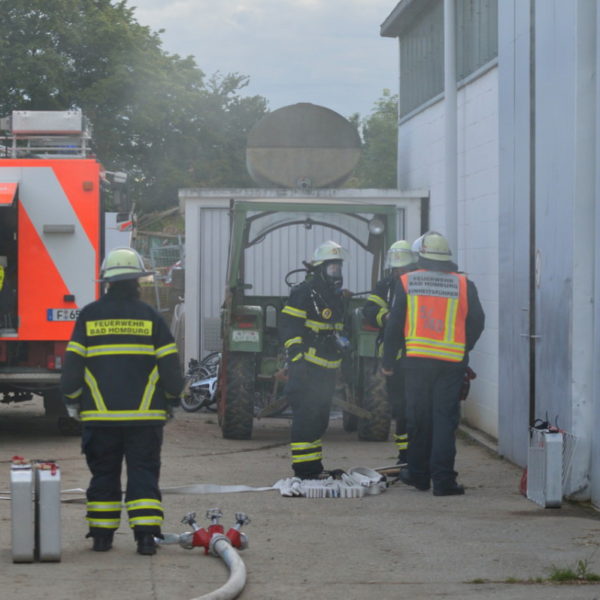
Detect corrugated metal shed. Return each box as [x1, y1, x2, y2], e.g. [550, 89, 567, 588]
[180, 188, 427, 364]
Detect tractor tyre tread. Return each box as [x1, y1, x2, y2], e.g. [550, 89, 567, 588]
[357, 358, 391, 441]
[220, 352, 255, 440]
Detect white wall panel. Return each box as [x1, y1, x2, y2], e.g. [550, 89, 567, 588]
[245, 226, 374, 297]
[199, 208, 230, 354]
[533, 0, 596, 499]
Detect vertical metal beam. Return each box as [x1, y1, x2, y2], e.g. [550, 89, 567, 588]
[591, 0, 600, 507]
[396, 37, 402, 190]
[568, 0, 596, 500]
[444, 0, 458, 254]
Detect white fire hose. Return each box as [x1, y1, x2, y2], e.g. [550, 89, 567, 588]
[158, 510, 250, 600]
[192, 535, 247, 600]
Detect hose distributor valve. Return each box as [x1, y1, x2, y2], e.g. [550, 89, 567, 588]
[189, 508, 224, 554]
[225, 512, 250, 550]
[158, 508, 251, 556]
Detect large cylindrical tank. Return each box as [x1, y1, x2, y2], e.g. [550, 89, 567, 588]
[246, 103, 361, 189]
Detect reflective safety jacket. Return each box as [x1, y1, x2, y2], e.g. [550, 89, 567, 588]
[400, 269, 468, 362]
[60, 290, 184, 425]
[382, 261, 485, 370]
[363, 274, 395, 329]
[280, 277, 345, 369]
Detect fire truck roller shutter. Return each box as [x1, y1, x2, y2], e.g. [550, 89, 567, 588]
[10, 164, 99, 340]
[21, 166, 97, 308]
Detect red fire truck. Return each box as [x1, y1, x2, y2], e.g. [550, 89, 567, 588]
[0, 110, 128, 433]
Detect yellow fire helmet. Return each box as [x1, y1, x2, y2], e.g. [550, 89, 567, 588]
[99, 247, 154, 282]
[419, 231, 452, 261]
[386, 240, 417, 268]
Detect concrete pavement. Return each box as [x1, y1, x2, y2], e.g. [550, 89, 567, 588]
[1, 400, 600, 599]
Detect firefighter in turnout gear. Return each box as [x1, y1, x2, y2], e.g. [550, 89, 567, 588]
[362, 240, 417, 464]
[280, 241, 347, 479]
[60, 247, 184, 555]
[382, 232, 484, 496]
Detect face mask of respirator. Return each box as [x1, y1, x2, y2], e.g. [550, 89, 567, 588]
[324, 261, 343, 291]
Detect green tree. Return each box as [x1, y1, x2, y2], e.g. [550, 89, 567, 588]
[347, 90, 398, 188]
[0, 0, 268, 212]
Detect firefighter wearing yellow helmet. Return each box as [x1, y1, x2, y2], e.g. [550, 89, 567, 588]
[61, 247, 183, 555]
[98, 246, 154, 282]
[362, 240, 417, 464]
[280, 240, 348, 479]
[382, 231, 485, 496]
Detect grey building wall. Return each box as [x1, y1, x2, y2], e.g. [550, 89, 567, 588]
[498, 0, 598, 501]
[497, 0, 534, 469]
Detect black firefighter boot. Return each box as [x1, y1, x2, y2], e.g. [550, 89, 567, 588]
[135, 529, 158, 556]
[86, 530, 114, 552]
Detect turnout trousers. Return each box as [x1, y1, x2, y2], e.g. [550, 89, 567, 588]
[403, 363, 464, 489]
[386, 363, 408, 458]
[82, 425, 164, 539]
[286, 362, 337, 478]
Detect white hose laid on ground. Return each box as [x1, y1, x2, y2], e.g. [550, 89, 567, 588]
[192, 535, 247, 600]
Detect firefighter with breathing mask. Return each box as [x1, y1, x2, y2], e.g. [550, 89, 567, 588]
[362, 240, 417, 464]
[382, 232, 484, 495]
[61, 247, 183, 555]
[280, 240, 348, 479]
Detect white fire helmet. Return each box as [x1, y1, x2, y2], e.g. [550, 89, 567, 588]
[411, 234, 425, 254]
[311, 240, 346, 266]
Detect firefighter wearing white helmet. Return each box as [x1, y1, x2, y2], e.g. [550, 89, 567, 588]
[310, 240, 345, 291]
[362, 240, 417, 465]
[411, 234, 425, 254]
[382, 231, 485, 496]
[312, 240, 345, 265]
[61, 246, 183, 555]
[280, 241, 348, 479]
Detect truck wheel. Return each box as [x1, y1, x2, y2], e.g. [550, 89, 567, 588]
[357, 357, 391, 441]
[219, 352, 255, 440]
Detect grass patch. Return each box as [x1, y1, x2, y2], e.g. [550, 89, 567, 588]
[549, 560, 600, 583]
[466, 560, 600, 585]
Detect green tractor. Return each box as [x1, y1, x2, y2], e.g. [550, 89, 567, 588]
[217, 197, 405, 441]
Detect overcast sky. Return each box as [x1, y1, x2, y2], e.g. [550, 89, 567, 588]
[131, 0, 399, 119]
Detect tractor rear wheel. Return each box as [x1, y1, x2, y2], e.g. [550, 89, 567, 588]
[219, 352, 255, 440]
[357, 357, 391, 441]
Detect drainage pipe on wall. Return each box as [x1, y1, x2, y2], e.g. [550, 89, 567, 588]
[444, 0, 458, 254]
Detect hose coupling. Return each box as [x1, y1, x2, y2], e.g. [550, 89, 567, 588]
[208, 533, 231, 557]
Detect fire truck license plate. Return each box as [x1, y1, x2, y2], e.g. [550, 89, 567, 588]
[47, 309, 80, 321]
